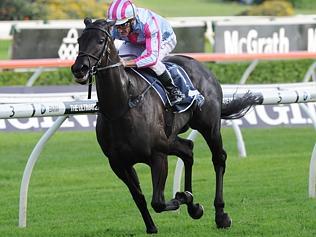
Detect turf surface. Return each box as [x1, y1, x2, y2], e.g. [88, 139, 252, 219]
[0, 127, 315, 236]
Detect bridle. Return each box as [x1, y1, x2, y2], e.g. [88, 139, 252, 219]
[77, 25, 122, 78]
[75, 23, 135, 121]
[76, 24, 122, 99]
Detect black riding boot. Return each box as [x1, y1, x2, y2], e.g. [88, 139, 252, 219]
[158, 70, 185, 106]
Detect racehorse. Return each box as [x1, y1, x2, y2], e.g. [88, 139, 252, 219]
[71, 18, 260, 234]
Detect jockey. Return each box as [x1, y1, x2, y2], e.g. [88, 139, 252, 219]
[107, 0, 185, 106]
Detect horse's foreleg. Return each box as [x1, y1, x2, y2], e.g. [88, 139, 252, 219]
[109, 160, 157, 234]
[169, 136, 204, 219]
[203, 129, 232, 229]
[150, 153, 180, 212]
[169, 136, 194, 192]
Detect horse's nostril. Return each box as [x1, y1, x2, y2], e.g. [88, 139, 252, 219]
[81, 64, 89, 72]
[71, 63, 89, 76]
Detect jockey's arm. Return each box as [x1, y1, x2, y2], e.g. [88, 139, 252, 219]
[121, 18, 160, 68]
[134, 21, 159, 68]
[121, 30, 159, 68]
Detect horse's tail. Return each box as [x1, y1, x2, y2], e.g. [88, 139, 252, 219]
[221, 91, 263, 119]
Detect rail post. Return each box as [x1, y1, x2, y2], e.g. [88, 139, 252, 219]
[309, 144, 316, 198]
[19, 116, 68, 227]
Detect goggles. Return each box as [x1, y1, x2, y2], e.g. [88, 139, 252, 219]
[115, 21, 131, 29]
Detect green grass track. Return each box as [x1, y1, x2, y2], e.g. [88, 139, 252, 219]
[0, 127, 315, 236]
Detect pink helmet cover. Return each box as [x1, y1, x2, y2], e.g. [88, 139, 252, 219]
[107, 0, 137, 25]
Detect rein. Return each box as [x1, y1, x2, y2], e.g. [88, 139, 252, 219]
[97, 61, 123, 71]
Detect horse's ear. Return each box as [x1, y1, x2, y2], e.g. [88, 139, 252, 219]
[84, 17, 92, 26]
[106, 19, 116, 27]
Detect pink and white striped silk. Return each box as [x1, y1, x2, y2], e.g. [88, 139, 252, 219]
[108, 1, 177, 73]
[107, 0, 136, 25]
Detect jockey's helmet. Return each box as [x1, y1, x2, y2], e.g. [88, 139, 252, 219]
[107, 0, 137, 25]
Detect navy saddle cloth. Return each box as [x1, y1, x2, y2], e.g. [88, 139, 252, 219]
[131, 62, 204, 113]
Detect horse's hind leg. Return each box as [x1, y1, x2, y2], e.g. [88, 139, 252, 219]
[108, 159, 157, 234]
[169, 136, 204, 219]
[200, 126, 232, 229]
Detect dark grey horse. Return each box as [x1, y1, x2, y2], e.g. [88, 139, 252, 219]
[71, 18, 259, 234]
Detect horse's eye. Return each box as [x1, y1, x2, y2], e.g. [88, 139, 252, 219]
[98, 39, 105, 44]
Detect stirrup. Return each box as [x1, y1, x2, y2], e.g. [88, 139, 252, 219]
[170, 96, 183, 106]
[168, 88, 185, 106]
[170, 88, 185, 97]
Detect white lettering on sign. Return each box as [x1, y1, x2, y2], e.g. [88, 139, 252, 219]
[70, 104, 96, 112]
[40, 117, 55, 128]
[255, 105, 290, 125]
[61, 115, 90, 128]
[0, 119, 5, 129]
[48, 105, 60, 113]
[7, 118, 40, 130]
[58, 28, 79, 60]
[308, 28, 316, 52]
[0, 115, 96, 130]
[234, 108, 258, 126]
[290, 104, 308, 124]
[224, 28, 289, 54]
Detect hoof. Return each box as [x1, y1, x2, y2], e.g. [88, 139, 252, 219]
[175, 191, 193, 204]
[215, 213, 232, 229]
[146, 226, 158, 234]
[188, 203, 204, 219]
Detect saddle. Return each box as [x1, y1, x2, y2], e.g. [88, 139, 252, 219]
[131, 62, 205, 113]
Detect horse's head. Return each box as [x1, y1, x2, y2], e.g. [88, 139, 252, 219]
[71, 18, 115, 85]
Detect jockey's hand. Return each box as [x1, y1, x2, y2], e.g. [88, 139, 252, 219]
[121, 58, 136, 68]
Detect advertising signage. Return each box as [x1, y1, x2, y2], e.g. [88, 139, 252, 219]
[1, 86, 315, 132]
[11, 23, 205, 59]
[1, 104, 315, 131]
[214, 20, 316, 53]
